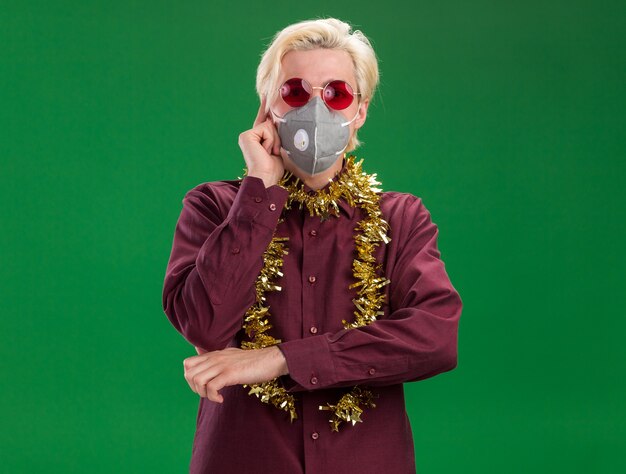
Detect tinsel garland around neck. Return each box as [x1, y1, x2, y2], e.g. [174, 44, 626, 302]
[239, 154, 391, 431]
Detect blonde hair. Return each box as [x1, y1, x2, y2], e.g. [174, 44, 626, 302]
[256, 18, 380, 152]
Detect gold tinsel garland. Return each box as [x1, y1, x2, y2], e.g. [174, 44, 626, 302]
[238, 154, 391, 431]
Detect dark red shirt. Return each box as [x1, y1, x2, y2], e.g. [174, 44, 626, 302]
[162, 158, 463, 473]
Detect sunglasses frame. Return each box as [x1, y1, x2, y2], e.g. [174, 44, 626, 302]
[278, 77, 362, 111]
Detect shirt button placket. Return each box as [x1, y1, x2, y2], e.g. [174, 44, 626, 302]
[301, 200, 323, 472]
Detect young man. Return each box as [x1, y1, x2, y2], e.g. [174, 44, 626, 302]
[162, 18, 463, 474]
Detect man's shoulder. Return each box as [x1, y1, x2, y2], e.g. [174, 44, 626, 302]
[177, 178, 245, 224]
[379, 189, 426, 218]
[378, 190, 436, 249]
[183, 178, 243, 203]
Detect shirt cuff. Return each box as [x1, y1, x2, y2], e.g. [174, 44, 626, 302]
[277, 335, 336, 391]
[228, 175, 290, 230]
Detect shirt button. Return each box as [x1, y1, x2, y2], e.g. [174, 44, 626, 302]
[368, 367, 376, 375]
[309, 326, 318, 334]
[269, 203, 277, 211]
[309, 229, 317, 236]
[311, 432, 319, 440]
[254, 197, 262, 203]
[231, 247, 240, 254]
[310, 376, 318, 385]
[308, 275, 316, 283]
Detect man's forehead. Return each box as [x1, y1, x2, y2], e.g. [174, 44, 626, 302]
[280, 49, 355, 84]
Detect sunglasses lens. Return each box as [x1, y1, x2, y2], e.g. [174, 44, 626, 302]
[323, 80, 354, 110]
[280, 78, 310, 107]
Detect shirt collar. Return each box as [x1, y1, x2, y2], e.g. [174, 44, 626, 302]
[300, 157, 355, 219]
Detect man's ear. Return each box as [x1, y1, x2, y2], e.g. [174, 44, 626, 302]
[355, 98, 370, 130]
[254, 94, 269, 127]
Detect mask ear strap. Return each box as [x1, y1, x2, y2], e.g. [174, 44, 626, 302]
[340, 107, 360, 127]
[335, 143, 348, 155]
[270, 109, 286, 123]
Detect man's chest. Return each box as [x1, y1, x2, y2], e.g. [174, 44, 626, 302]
[254, 208, 390, 342]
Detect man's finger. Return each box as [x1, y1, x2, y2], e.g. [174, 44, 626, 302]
[185, 358, 216, 384]
[190, 366, 221, 398]
[260, 122, 275, 154]
[206, 373, 229, 403]
[184, 367, 201, 394]
[183, 352, 211, 371]
[270, 120, 282, 156]
[184, 357, 217, 393]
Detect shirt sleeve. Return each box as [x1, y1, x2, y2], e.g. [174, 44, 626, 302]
[162, 176, 290, 352]
[277, 195, 463, 392]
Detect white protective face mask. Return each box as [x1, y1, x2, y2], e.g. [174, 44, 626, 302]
[271, 96, 359, 176]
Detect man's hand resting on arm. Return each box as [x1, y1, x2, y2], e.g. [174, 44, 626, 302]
[183, 346, 289, 403]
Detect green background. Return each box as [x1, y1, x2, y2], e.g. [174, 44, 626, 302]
[1, 1, 624, 472]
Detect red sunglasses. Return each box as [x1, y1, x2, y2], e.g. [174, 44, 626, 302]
[279, 77, 361, 111]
